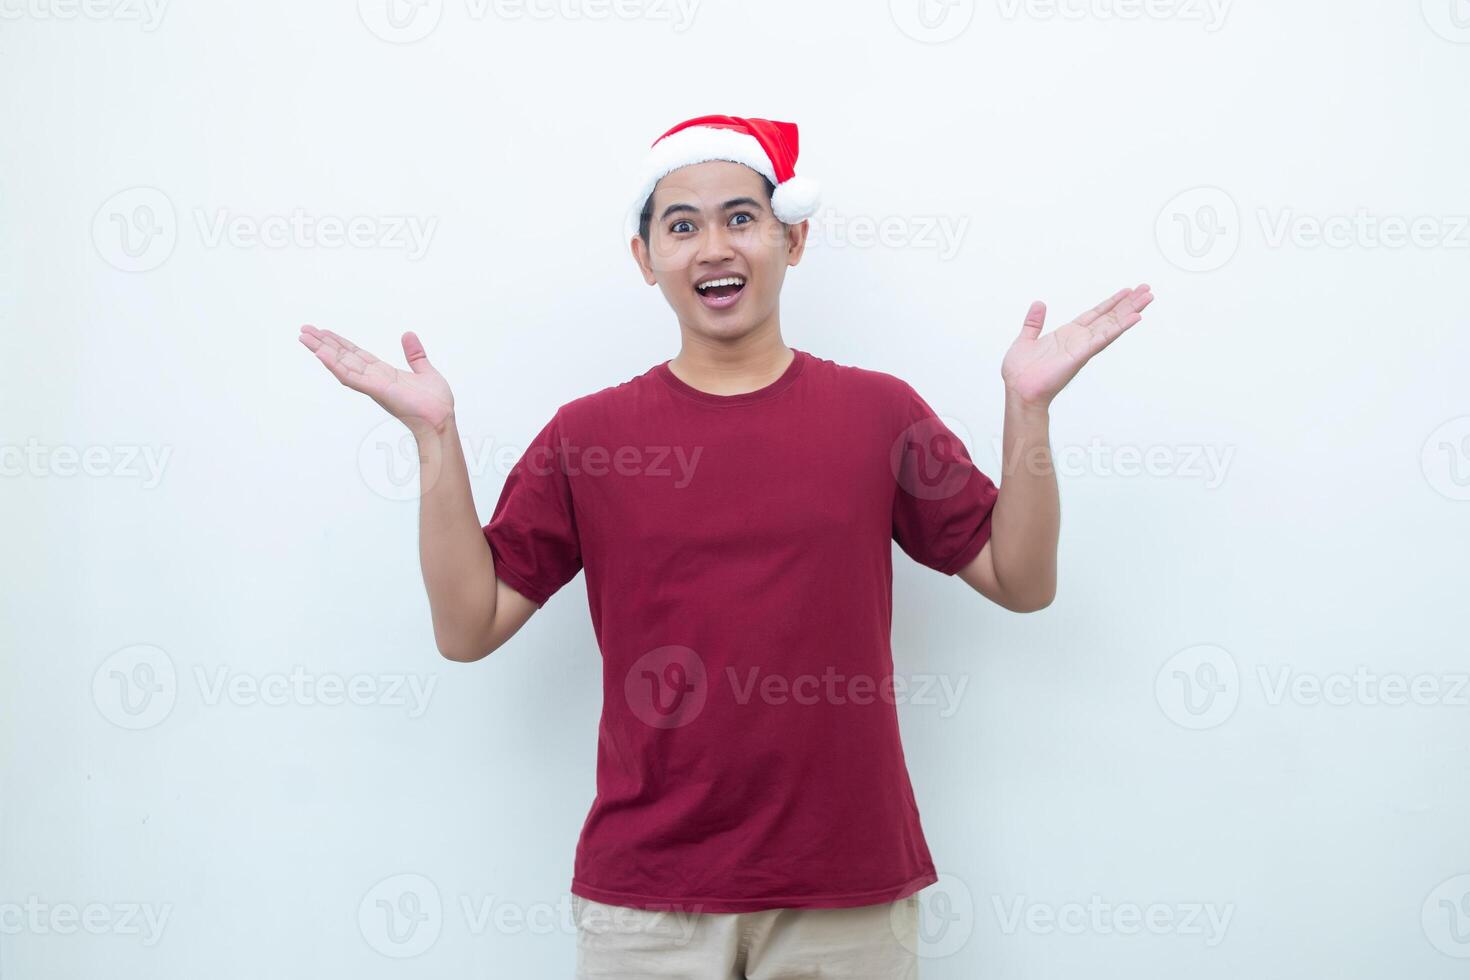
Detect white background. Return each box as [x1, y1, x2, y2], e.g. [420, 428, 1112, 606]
[3, 0, 1469, 977]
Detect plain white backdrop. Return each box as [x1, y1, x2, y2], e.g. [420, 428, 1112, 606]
[3, 0, 1468, 976]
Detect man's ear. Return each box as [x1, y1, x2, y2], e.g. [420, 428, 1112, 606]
[784, 219, 809, 267]
[630, 234, 658, 286]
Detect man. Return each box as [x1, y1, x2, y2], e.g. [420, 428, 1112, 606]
[299, 114, 1153, 978]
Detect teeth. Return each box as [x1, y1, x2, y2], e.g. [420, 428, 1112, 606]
[696, 276, 745, 292]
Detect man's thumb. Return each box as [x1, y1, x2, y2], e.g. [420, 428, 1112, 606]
[401, 331, 434, 373]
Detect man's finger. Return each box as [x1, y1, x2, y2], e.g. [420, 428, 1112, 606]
[1091, 287, 1153, 347]
[1073, 287, 1131, 327]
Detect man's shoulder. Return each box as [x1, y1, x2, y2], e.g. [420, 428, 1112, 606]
[801, 349, 917, 403]
[549, 360, 664, 429]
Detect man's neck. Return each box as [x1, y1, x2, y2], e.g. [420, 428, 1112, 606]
[667, 325, 794, 397]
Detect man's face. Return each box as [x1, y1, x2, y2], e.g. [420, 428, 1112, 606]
[632, 160, 807, 342]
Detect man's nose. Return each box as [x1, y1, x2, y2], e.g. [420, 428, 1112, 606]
[695, 222, 735, 262]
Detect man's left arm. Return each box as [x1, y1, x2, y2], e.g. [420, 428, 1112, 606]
[958, 284, 1155, 611]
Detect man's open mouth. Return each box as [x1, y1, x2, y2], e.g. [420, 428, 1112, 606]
[694, 275, 746, 310]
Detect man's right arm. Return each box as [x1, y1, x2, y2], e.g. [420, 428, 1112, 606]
[297, 325, 537, 663]
[415, 416, 538, 662]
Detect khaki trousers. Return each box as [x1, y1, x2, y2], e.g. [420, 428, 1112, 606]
[573, 893, 920, 979]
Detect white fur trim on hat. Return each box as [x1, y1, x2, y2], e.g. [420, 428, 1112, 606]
[625, 126, 820, 240]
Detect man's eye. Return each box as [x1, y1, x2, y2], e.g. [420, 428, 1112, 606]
[670, 219, 694, 234]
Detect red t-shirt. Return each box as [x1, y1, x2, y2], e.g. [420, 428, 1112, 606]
[482, 347, 999, 913]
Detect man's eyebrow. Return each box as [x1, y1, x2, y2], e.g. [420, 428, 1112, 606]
[657, 197, 768, 222]
[721, 196, 765, 212]
[658, 202, 699, 221]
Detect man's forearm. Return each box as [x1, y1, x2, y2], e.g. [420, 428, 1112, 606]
[412, 415, 498, 657]
[988, 392, 1060, 609]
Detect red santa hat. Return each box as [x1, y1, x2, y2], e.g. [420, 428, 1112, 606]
[626, 114, 821, 241]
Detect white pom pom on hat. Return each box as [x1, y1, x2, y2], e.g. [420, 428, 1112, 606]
[626, 114, 821, 241]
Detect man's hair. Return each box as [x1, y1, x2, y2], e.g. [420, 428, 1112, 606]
[639, 174, 777, 246]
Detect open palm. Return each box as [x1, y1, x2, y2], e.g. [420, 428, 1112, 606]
[298, 325, 455, 432]
[1001, 284, 1154, 407]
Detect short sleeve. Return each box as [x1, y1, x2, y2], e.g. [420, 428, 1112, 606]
[481, 410, 583, 607]
[890, 382, 1000, 575]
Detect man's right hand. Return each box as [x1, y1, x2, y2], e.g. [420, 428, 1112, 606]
[299, 325, 455, 435]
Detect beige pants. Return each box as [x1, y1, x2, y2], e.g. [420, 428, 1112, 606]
[573, 893, 920, 979]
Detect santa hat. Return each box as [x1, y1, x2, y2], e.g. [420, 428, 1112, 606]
[626, 114, 821, 241]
